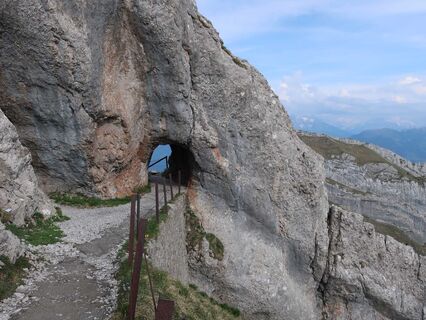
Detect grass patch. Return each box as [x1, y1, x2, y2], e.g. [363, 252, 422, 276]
[364, 216, 426, 256]
[0, 256, 31, 301]
[50, 184, 152, 208]
[50, 193, 131, 208]
[111, 243, 240, 320]
[299, 134, 425, 185]
[185, 209, 225, 261]
[5, 210, 68, 246]
[133, 184, 151, 195]
[205, 233, 224, 261]
[145, 206, 170, 241]
[0, 209, 13, 224]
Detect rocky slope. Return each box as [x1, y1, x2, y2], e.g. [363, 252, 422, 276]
[0, 109, 52, 262]
[300, 132, 426, 253]
[0, 1, 424, 319]
[1, 1, 328, 318]
[322, 206, 425, 320]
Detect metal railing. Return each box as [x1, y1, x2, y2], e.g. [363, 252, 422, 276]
[148, 156, 169, 170]
[127, 170, 183, 320]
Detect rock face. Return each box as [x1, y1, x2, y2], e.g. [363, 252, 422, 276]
[0, 109, 53, 225]
[322, 206, 425, 320]
[0, 222, 25, 263]
[0, 1, 328, 318]
[299, 133, 426, 248]
[1, 1, 424, 319]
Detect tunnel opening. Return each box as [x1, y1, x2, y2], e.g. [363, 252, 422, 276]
[147, 143, 197, 187]
[148, 144, 171, 173]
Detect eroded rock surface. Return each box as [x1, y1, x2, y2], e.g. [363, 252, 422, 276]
[1, 1, 424, 319]
[0, 222, 24, 263]
[0, 1, 328, 318]
[300, 133, 426, 247]
[0, 109, 53, 226]
[322, 206, 425, 320]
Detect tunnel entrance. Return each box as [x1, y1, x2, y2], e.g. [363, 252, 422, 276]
[147, 143, 197, 187]
[148, 145, 171, 173]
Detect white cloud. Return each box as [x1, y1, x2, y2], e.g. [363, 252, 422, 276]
[279, 74, 426, 129]
[399, 76, 421, 85]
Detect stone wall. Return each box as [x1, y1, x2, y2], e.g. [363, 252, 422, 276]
[147, 195, 190, 285]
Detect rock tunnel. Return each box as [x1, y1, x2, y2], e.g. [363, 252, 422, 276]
[147, 143, 198, 187]
[0, 0, 331, 318]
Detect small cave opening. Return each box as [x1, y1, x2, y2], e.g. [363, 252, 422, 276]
[147, 143, 197, 187]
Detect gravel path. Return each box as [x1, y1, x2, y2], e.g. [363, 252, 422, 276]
[0, 189, 159, 320]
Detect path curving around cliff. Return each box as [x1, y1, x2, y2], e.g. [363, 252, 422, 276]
[0, 190, 158, 320]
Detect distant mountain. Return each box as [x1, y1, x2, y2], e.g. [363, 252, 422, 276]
[352, 128, 426, 163]
[291, 115, 351, 138]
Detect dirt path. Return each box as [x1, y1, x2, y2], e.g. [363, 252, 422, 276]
[0, 189, 159, 320]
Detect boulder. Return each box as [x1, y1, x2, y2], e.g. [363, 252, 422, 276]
[0, 109, 54, 225]
[0, 222, 25, 263]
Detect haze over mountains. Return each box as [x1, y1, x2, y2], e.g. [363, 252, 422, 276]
[292, 115, 426, 163]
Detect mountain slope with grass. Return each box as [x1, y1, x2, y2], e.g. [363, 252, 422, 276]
[299, 132, 426, 254]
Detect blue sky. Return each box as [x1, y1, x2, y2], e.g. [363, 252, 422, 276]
[197, 0, 426, 130]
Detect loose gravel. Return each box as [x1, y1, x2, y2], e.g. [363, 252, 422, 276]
[0, 190, 158, 320]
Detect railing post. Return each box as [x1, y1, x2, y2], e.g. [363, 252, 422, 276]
[178, 170, 181, 194]
[169, 173, 174, 200]
[155, 182, 159, 224]
[163, 180, 167, 208]
[128, 195, 136, 266]
[155, 299, 175, 320]
[128, 218, 147, 320]
[136, 193, 141, 238]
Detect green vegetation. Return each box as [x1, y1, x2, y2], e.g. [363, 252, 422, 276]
[300, 135, 393, 166]
[133, 184, 151, 195]
[50, 184, 152, 208]
[364, 216, 426, 256]
[112, 198, 237, 319]
[205, 233, 224, 261]
[185, 209, 206, 253]
[0, 256, 31, 301]
[50, 193, 131, 208]
[0, 208, 12, 224]
[146, 206, 170, 241]
[185, 209, 225, 261]
[111, 243, 240, 320]
[5, 210, 69, 246]
[299, 134, 425, 185]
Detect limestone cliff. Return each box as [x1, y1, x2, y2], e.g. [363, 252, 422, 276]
[0, 1, 328, 318]
[300, 132, 426, 251]
[0, 1, 424, 319]
[0, 109, 51, 262]
[322, 206, 425, 320]
[0, 109, 53, 225]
